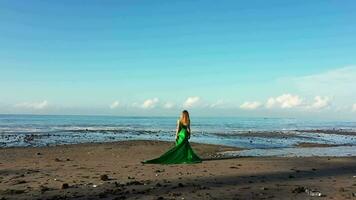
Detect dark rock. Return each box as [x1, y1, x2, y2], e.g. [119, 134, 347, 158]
[98, 192, 107, 198]
[155, 169, 165, 173]
[156, 197, 165, 200]
[260, 187, 268, 190]
[288, 175, 295, 179]
[100, 174, 109, 181]
[178, 183, 184, 187]
[169, 192, 182, 197]
[0, 189, 25, 195]
[199, 186, 209, 190]
[54, 158, 61, 162]
[114, 181, 123, 187]
[11, 180, 26, 185]
[292, 186, 305, 193]
[61, 183, 69, 189]
[10, 174, 25, 179]
[156, 183, 162, 187]
[36, 152, 42, 155]
[126, 181, 144, 186]
[40, 185, 50, 193]
[113, 196, 126, 200]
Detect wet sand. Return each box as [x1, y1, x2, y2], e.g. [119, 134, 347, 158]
[294, 142, 340, 148]
[1, 140, 356, 200]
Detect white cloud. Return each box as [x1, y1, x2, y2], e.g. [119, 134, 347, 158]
[183, 97, 201, 108]
[309, 96, 330, 109]
[291, 66, 356, 98]
[240, 101, 261, 110]
[163, 102, 175, 109]
[109, 101, 120, 109]
[141, 98, 159, 109]
[266, 94, 303, 109]
[352, 104, 356, 112]
[209, 100, 226, 108]
[266, 98, 277, 109]
[15, 100, 49, 110]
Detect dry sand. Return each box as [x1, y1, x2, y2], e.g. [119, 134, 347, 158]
[0, 140, 356, 200]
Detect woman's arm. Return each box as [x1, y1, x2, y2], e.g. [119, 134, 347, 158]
[187, 124, 191, 139]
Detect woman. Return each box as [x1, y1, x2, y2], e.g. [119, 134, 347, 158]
[142, 110, 202, 164]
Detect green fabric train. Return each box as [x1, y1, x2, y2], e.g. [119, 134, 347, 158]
[142, 124, 202, 164]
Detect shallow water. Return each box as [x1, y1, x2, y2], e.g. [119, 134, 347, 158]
[1, 115, 356, 156]
[221, 146, 356, 157]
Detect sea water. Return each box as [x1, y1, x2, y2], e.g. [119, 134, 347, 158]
[0, 114, 355, 156]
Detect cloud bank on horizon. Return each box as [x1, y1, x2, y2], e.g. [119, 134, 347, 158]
[2, 66, 356, 118]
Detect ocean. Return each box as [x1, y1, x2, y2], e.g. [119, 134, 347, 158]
[1, 114, 356, 156]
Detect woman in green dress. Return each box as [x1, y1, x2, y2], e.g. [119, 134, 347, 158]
[142, 110, 202, 164]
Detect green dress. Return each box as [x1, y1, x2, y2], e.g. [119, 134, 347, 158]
[143, 123, 202, 164]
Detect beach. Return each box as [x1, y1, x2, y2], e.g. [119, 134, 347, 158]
[2, 0, 356, 199]
[1, 140, 356, 200]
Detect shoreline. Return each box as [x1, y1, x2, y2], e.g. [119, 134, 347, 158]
[2, 128, 356, 149]
[1, 140, 356, 199]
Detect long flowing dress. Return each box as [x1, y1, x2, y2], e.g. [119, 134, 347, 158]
[142, 123, 202, 164]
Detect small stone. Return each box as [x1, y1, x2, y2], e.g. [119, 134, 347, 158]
[54, 158, 61, 162]
[178, 183, 184, 187]
[260, 187, 268, 190]
[288, 175, 295, 179]
[126, 181, 144, 186]
[36, 152, 42, 155]
[156, 183, 162, 187]
[100, 174, 109, 181]
[2, 189, 25, 195]
[40, 185, 50, 193]
[98, 192, 107, 198]
[114, 181, 122, 187]
[11, 180, 26, 185]
[61, 183, 69, 189]
[199, 185, 209, 190]
[169, 192, 182, 197]
[113, 196, 126, 200]
[292, 186, 305, 193]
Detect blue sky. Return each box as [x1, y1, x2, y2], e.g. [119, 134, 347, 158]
[0, 0, 355, 119]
